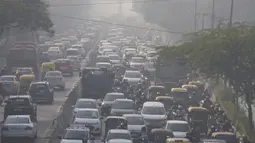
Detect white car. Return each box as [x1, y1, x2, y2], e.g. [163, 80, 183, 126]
[108, 54, 121, 64]
[110, 99, 136, 116]
[96, 62, 112, 70]
[105, 129, 132, 143]
[123, 70, 142, 85]
[141, 102, 167, 128]
[123, 114, 145, 140]
[73, 98, 98, 117]
[67, 56, 81, 70]
[66, 48, 82, 60]
[108, 139, 133, 143]
[44, 71, 65, 90]
[130, 57, 145, 68]
[96, 55, 111, 63]
[165, 120, 189, 138]
[1, 115, 37, 142]
[73, 109, 101, 134]
[47, 47, 63, 59]
[0, 75, 19, 95]
[72, 44, 85, 57]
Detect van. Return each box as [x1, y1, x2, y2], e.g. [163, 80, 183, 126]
[66, 48, 82, 60]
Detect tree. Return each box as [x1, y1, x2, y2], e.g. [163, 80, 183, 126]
[159, 26, 255, 129]
[0, 0, 54, 38]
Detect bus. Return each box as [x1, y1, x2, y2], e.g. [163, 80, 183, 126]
[6, 42, 40, 80]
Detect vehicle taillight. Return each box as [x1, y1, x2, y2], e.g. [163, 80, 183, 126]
[68, 64, 72, 67]
[2, 126, 8, 131]
[13, 82, 16, 85]
[25, 126, 32, 130]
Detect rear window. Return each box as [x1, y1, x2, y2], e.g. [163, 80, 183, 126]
[46, 72, 61, 76]
[30, 84, 48, 92]
[9, 98, 30, 105]
[66, 50, 79, 55]
[5, 117, 30, 124]
[0, 76, 14, 81]
[55, 60, 71, 66]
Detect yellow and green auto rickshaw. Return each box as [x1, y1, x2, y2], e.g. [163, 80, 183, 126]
[147, 85, 165, 100]
[149, 129, 174, 143]
[18, 74, 35, 94]
[211, 132, 238, 143]
[182, 84, 198, 95]
[170, 88, 189, 103]
[41, 62, 55, 79]
[155, 96, 173, 110]
[165, 138, 190, 143]
[103, 116, 128, 140]
[188, 107, 209, 136]
[188, 81, 205, 96]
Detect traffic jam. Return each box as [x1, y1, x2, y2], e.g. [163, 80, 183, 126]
[0, 22, 239, 143]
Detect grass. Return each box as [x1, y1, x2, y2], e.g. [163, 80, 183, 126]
[213, 81, 255, 141]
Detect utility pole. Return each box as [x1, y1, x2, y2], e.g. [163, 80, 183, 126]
[211, 0, 215, 28]
[194, 0, 197, 31]
[229, 0, 234, 27]
[202, 13, 206, 31]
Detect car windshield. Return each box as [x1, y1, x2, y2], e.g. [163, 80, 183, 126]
[106, 133, 131, 141]
[125, 72, 141, 78]
[46, 72, 61, 77]
[0, 76, 14, 81]
[166, 123, 189, 132]
[142, 107, 165, 115]
[75, 101, 97, 108]
[126, 116, 144, 125]
[109, 55, 120, 60]
[97, 57, 110, 62]
[76, 110, 99, 119]
[17, 68, 32, 74]
[104, 94, 124, 101]
[63, 130, 88, 140]
[112, 101, 134, 109]
[5, 117, 30, 124]
[144, 63, 154, 69]
[68, 57, 79, 61]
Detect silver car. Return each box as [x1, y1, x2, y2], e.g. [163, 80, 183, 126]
[1, 115, 38, 142]
[67, 56, 81, 70]
[123, 114, 145, 140]
[0, 75, 19, 95]
[123, 70, 142, 85]
[44, 71, 65, 90]
[111, 99, 136, 116]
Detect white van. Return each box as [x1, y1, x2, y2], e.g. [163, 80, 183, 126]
[66, 48, 82, 60]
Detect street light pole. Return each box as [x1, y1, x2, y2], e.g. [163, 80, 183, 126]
[211, 0, 215, 28]
[194, 0, 197, 31]
[229, 0, 234, 27]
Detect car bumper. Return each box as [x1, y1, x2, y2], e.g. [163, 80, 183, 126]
[2, 131, 35, 138]
[48, 81, 65, 87]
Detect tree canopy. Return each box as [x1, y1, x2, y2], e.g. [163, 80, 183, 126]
[0, 0, 54, 37]
[159, 26, 255, 129]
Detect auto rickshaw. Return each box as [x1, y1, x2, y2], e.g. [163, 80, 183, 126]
[182, 84, 198, 95]
[165, 138, 190, 143]
[188, 107, 209, 136]
[147, 85, 165, 100]
[103, 116, 127, 140]
[170, 88, 189, 103]
[155, 96, 173, 110]
[211, 132, 238, 143]
[148, 129, 174, 143]
[41, 62, 55, 79]
[189, 81, 205, 99]
[18, 74, 35, 94]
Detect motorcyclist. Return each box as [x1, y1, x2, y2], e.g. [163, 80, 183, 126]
[202, 96, 213, 110]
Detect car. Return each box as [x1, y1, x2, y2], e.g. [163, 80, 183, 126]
[130, 57, 144, 68]
[165, 120, 189, 138]
[105, 129, 132, 143]
[67, 56, 81, 70]
[66, 48, 82, 60]
[55, 59, 74, 76]
[108, 139, 133, 143]
[108, 54, 121, 64]
[1, 115, 38, 142]
[111, 99, 136, 116]
[73, 98, 98, 117]
[44, 71, 65, 89]
[68, 36, 79, 45]
[102, 92, 125, 107]
[73, 109, 101, 135]
[123, 70, 142, 85]
[0, 75, 19, 95]
[141, 102, 167, 128]
[96, 55, 111, 63]
[72, 44, 86, 57]
[123, 114, 145, 140]
[202, 139, 227, 143]
[47, 47, 63, 60]
[28, 81, 54, 104]
[60, 124, 95, 143]
[4, 95, 37, 121]
[96, 62, 112, 70]
[15, 67, 34, 78]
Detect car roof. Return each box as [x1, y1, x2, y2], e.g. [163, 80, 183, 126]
[108, 139, 132, 143]
[167, 120, 188, 124]
[123, 114, 143, 118]
[46, 71, 61, 73]
[202, 139, 226, 143]
[77, 98, 96, 102]
[143, 101, 164, 107]
[96, 62, 111, 65]
[66, 125, 90, 131]
[109, 129, 130, 134]
[76, 108, 98, 112]
[106, 92, 124, 96]
[56, 59, 70, 61]
[9, 95, 31, 98]
[0, 75, 16, 78]
[60, 140, 83, 143]
[17, 67, 32, 69]
[132, 57, 143, 59]
[114, 99, 133, 102]
[67, 48, 79, 51]
[7, 115, 30, 118]
[31, 81, 48, 84]
[125, 70, 140, 73]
